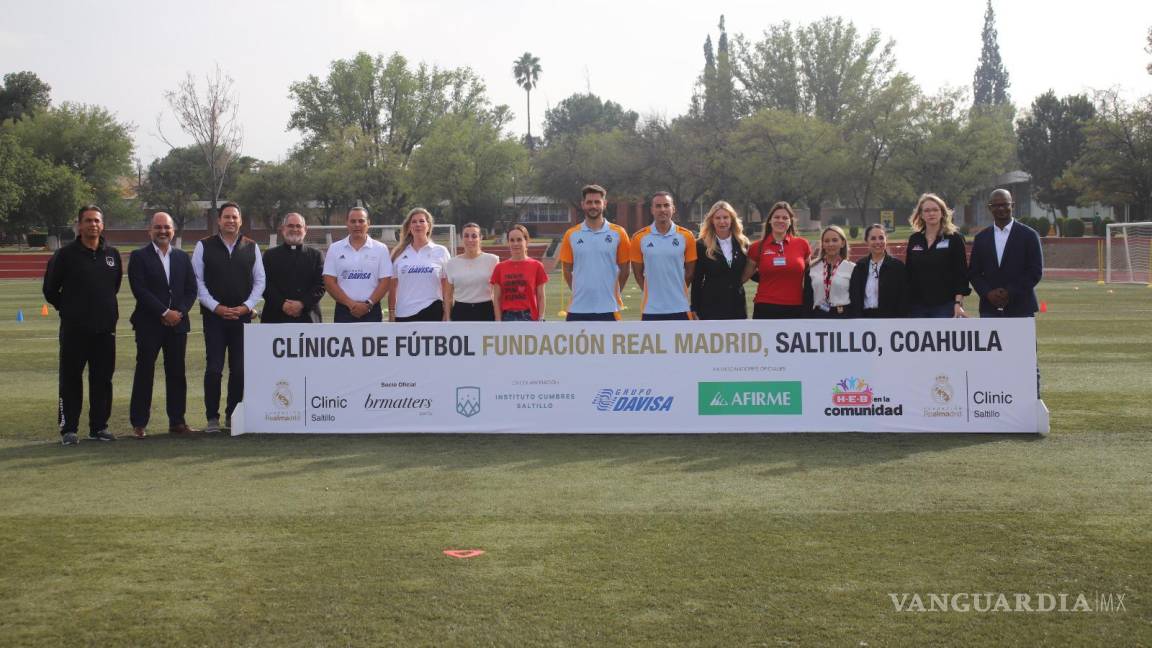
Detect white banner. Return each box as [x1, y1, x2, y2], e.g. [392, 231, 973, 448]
[239, 319, 1047, 435]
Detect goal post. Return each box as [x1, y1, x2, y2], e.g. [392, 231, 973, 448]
[1104, 222, 1152, 285]
[270, 224, 458, 256]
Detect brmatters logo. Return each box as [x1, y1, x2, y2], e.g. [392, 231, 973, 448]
[923, 374, 963, 419]
[456, 386, 480, 417]
[593, 387, 674, 412]
[697, 381, 802, 415]
[265, 379, 301, 423]
[825, 377, 902, 416]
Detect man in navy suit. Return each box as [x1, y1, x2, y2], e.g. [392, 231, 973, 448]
[969, 189, 1044, 317]
[128, 212, 198, 437]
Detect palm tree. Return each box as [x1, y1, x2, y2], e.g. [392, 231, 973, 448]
[513, 52, 542, 148]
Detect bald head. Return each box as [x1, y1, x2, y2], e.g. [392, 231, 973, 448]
[987, 189, 1014, 227]
[149, 212, 175, 250]
[281, 212, 307, 245]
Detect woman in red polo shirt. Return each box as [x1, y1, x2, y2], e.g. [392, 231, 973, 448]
[741, 201, 812, 319]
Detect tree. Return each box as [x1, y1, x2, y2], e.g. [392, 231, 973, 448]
[288, 51, 492, 220]
[1016, 91, 1096, 217]
[512, 52, 542, 148]
[232, 161, 311, 231]
[532, 130, 639, 208]
[6, 102, 135, 222]
[973, 1, 1011, 108]
[694, 16, 736, 127]
[729, 109, 847, 221]
[0, 71, 51, 123]
[894, 88, 1016, 216]
[1146, 26, 1152, 75]
[841, 74, 920, 226]
[632, 115, 720, 221]
[730, 17, 900, 221]
[541, 93, 638, 144]
[410, 109, 528, 228]
[1064, 92, 1152, 220]
[160, 65, 243, 227]
[138, 146, 209, 236]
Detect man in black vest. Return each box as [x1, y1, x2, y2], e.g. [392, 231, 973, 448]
[192, 202, 266, 433]
[261, 213, 325, 323]
[128, 212, 198, 438]
[43, 205, 122, 445]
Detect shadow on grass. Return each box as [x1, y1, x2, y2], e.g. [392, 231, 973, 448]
[0, 432, 1036, 479]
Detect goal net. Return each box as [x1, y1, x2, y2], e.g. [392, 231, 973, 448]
[268, 224, 458, 256]
[1105, 222, 1152, 284]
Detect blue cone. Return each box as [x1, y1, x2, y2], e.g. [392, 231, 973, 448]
[17, 309, 24, 322]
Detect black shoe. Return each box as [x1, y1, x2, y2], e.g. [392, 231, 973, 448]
[61, 432, 78, 446]
[89, 429, 116, 442]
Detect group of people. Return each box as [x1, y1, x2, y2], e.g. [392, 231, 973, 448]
[43, 184, 1042, 445]
[43, 201, 550, 445]
[559, 184, 1043, 323]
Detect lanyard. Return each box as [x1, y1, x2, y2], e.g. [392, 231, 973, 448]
[823, 259, 840, 303]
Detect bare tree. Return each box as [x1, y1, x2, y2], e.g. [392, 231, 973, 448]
[158, 65, 243, 229]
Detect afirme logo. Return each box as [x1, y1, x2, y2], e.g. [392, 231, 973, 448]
[889, 592, 1127, 613]
[697, 381, 802, 416]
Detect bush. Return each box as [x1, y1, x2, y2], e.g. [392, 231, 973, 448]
[1054, 217, 1068, 236]
[959, 224, 971, 236]
[1063, 218, 1085, 237]
[25, 233, 48, 248]
[849, 225, 860, 239]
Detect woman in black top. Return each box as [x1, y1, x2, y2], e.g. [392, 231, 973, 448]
[690, 201, 750, 319]
[849, 224, 908, 318]
[904, 193, 971, 318]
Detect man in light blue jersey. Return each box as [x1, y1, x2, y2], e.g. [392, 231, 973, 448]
[557, 184, 631, 321]
[629, 192, 697, 320]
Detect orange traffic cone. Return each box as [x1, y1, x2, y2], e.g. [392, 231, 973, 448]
[41, 304, 49, 316]
[1039, 301, 1048, 313]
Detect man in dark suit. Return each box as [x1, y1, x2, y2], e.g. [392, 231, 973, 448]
[128, 212, 198, 437]
[261, 213, 325, 323]
[969, 189, 1044, 317]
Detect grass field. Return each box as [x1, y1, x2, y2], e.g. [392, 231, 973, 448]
[0, 274, 1149, 646]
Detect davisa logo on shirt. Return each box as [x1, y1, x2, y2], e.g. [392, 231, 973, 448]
[593, 387, 674, 412]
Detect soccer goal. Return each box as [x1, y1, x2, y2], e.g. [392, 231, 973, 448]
[1105, 222, 1152, 285]
[270, 224, 458, 256]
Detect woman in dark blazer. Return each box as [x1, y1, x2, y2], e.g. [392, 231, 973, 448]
[849, 224, 909, 318]
[690, 201, 750, 319]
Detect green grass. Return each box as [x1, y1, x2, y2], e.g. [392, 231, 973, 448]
[0, 276, 1150, 646]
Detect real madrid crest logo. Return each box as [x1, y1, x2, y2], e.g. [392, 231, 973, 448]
[931, 375, 954, 404]
[273, 379, 293, 409]
[105, 256, 115, 267]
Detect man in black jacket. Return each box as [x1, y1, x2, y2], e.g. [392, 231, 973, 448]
[128, 212, 198, 438]
[969, 188, 1044, 317]
[261, 213, 324, 323]
[192, 202, 266, 433]
[43, 205, 122, 445]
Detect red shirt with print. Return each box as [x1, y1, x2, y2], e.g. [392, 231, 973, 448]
[491, 258, 549, 320]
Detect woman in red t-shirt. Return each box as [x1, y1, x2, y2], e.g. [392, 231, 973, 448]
[741, 201, 812, 319]
[491, 224, 549, 322]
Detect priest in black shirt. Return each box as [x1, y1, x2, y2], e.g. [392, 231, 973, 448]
[261, 213, 325, 324]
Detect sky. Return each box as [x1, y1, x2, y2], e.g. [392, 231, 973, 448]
[3, 0, 1150, 164]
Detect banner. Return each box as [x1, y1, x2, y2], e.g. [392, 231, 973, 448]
[239, 319, 1047, 434]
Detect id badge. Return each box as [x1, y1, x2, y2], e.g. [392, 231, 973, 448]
[937, 240, 950, 249]
[772, 256, 787, 267]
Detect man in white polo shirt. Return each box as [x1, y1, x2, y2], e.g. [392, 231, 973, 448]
[558, 184, 631, 321]
[323, 207, 393, 323]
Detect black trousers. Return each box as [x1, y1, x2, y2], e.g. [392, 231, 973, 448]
[58, 324, 116, 435]
[129, 326, 188, 428]
[450, 300, 495, 321]
[396, 300, 444, 323]
[641, 312, 690, 321]
[202, 314, 247, 421]
[334, 302, 383, 323]
[565, 312, 617, 322]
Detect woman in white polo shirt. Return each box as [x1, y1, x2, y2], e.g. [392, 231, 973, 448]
[388, 208, 451, 322]
[444, 222, 499, 321]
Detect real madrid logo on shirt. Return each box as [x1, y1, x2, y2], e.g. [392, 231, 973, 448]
[605, 235, 613, 243]
[673, 238, 680, 247]
[105, 256, 115, 267]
